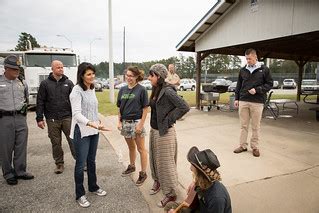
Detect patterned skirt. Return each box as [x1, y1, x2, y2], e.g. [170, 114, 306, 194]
[149, 127, 178, 196]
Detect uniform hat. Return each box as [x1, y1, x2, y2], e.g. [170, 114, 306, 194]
[4, 55, 21, 70]
[149, 63, 168, 79]
[187, 146, 220, 181]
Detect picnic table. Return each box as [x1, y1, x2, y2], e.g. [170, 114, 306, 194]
[269, 99, 299, 116]
[302, 90, 319, 121]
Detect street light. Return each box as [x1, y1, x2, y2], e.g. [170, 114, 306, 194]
[90, 38, 102, 63]
[56, 34, 73, 49]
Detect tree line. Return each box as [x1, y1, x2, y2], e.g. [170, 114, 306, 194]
[94, 54, 243, 80]
[12, 32, 318, 79]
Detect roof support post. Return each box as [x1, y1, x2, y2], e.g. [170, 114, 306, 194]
[196, 52, 202, 109]
[295, 59, 308, 102]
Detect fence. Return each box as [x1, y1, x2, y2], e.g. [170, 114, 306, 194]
[194, 72, 317, 83]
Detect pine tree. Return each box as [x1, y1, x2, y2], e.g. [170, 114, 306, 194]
[15, 32, 40, 51]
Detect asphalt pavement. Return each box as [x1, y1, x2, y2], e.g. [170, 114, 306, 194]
[0, 112, 149, 212]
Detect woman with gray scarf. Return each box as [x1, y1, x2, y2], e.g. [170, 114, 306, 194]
[147, 64, 190, 208]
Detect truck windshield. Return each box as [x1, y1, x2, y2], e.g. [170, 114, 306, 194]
[25, 53, 77, 67]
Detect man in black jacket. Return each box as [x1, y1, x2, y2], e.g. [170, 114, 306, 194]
[36, 60, 76, 174]
[233, 49, 273, 157]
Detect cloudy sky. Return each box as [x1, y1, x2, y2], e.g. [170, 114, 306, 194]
[0, 0, 217, 64]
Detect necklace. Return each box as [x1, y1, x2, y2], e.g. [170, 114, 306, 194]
[128, 83, 137, 89]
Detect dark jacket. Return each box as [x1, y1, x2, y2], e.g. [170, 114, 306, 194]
[197, 181, 232, 213]
[156, 85, 189, 136]
[36, 73, 74, 122]
[235, 64, 273, 103]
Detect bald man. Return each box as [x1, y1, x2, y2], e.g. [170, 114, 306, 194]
[36, 60, 76, 174]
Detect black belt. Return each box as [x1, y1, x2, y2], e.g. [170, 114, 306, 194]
[123, 120, 137, 123]
[0, 110, 24, 116]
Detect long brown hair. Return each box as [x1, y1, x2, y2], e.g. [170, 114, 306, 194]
[193, 166, 221, 190]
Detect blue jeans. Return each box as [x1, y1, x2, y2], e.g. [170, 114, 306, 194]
[73, 125, 100, 200]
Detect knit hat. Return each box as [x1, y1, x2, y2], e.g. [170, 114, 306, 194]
[149, 64, 168, 79]
[4, 55, 21, 70]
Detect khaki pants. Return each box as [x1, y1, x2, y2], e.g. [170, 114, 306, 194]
[46, 117, 75, 165]
[238, 101, 264, 150]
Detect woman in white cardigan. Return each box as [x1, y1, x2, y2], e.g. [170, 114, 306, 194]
[69, 62, 109, 208]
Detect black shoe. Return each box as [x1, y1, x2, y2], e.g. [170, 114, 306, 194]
[16, 173, 34, 180]
[6, 177, 18, 185]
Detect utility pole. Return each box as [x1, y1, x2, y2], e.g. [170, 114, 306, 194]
[123, 26, 126, 73]
[108, 0, 115, 103]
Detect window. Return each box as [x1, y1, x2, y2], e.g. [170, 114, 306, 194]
[25, 53, 77, 67]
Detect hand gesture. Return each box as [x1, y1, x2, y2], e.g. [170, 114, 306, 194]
[97, 124, 111, 131]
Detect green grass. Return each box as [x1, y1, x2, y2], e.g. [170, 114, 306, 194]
[95, 90, 119, 116]
[96, 89, 316, 116]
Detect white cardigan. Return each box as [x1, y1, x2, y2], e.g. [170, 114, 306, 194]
[69, 85, 99, 139]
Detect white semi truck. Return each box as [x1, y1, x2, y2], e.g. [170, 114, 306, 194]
[0, 48, 78, 106]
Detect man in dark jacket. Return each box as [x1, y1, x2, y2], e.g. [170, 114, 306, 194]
[36, 60, 76, 174]
[233, 48, 273, 157]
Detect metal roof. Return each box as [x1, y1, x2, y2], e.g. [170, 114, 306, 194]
[176, 0, 237, 52]
[176, 0, 319, 62]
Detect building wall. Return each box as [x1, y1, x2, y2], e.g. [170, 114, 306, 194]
[196, 0, 319, 52]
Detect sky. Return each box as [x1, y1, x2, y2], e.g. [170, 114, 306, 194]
[0, 0, 217, 64]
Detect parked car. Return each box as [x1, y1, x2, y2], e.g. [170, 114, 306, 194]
[104, 78, 121, 89]
[177, 78, 195, 91]
[139, 80, 152, 90]
[272, 80, 280, 89]
[190, 79, 196, 88]
[115, 82, 127, 89]
[282, 79, 297, 89]
[101, 79, 109, 88]
[228, 81, 237, 92]
[94, 81, 103, 92]
[212, 78, 232, 86]
[301, 79, 319, 92]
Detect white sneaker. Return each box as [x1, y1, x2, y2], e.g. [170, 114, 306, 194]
[77, 196, 91, 208]
[93, 188, 107, 196]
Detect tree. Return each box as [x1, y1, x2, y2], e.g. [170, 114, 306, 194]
[15, 32, 40, 51]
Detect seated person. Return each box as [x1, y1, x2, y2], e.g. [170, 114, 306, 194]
[165, 146, 232, 213]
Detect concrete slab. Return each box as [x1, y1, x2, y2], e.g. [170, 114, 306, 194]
[102, 105, 319, 213]
[228, 166, 319, 213]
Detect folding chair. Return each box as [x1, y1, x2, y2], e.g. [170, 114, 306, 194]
[263, 91, 278, 119]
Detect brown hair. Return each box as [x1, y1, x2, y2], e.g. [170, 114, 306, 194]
[245, 48, 257, 56]
[127, 66, 144, 82]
